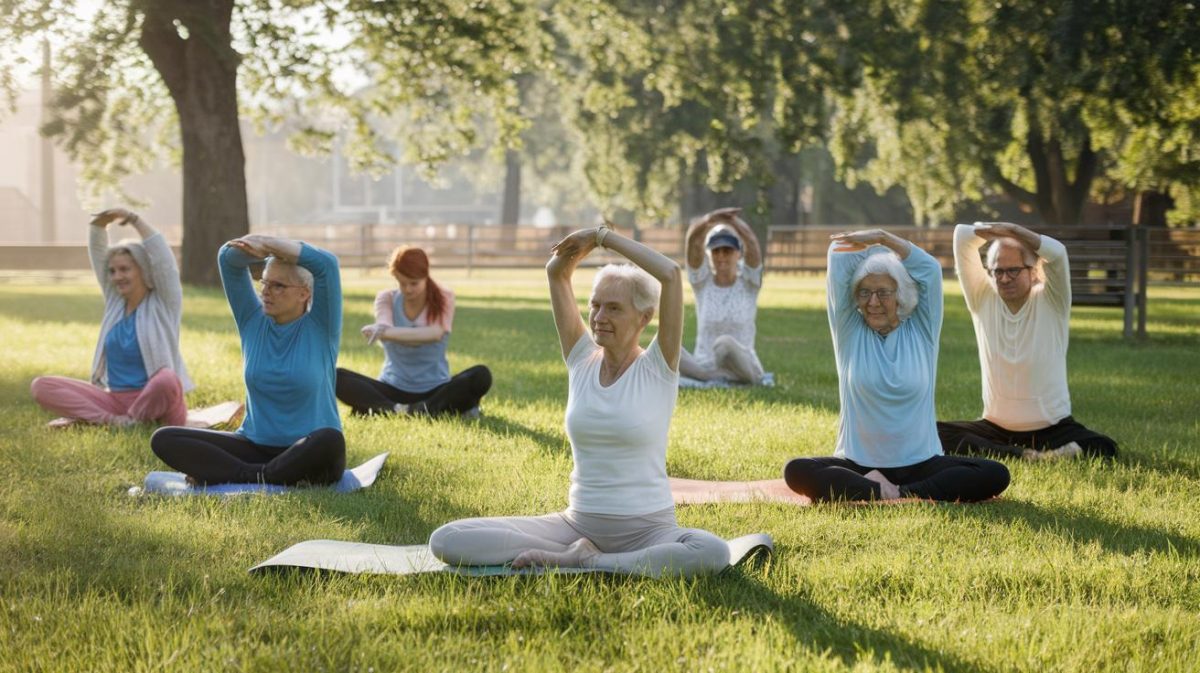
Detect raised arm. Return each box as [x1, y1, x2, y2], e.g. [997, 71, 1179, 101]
[546, 231, 591, 359]
[953, 224, 990, 313]
[218, 243, 265, 329]
[127, 214, 183, 313]
[685, 215, 717, 269]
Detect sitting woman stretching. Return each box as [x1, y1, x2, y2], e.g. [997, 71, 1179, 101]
[336, 246, 491, 417]
[679, 207, 765, 383]
[429, 223, 730, 577]
[150, 235, 345, 486]
[783, 229, 1010, 502]
[31, 208, 191, 427]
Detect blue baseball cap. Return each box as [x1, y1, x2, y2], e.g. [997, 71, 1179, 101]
[705, 229, 742, 251]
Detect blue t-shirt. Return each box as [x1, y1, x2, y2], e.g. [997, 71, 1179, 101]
[104, 308, 148, 391]
[219, 243, 343, 447]
[827, 242, 944, 468]
[379, 292, 451, 393]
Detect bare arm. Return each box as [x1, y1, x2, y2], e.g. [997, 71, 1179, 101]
[685, 216, 716, 269]
[546, 232, 591, 360]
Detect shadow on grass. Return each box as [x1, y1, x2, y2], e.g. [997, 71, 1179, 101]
[476, 415, 568, 455]
[947, 498, 1200, 557]
[697, 572, 997, 673]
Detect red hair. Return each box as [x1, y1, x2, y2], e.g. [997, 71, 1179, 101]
[389, 247, 447, 327]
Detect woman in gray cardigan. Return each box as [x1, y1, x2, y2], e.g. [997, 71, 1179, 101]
[31, 208, 193, 427]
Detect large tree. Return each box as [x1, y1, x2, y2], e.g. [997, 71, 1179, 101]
[1, 0, 536, 285]
[827, 0, 1200, 226]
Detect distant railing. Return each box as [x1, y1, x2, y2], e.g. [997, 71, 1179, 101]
[256, 223, 687, 272]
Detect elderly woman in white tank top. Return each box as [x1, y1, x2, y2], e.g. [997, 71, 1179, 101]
[428, 222, 729, 577]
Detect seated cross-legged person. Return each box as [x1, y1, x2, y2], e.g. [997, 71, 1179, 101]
[31, 208, 191, 427]
[783, 230, 1010, 503]
[678, 207, 766, 384]
[938, 222, 1118, 461]
[150, 235, 345, 486]
[336, 246, 491, 418]
[428, 222, 730, 577]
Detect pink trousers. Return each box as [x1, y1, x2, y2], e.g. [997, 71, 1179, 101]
[31, 368, 188, 427]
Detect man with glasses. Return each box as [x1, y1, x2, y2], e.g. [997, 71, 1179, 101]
[937, 222, 1118, 460]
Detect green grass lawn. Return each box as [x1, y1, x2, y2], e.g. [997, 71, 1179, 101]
[1, 269, 1198, 672]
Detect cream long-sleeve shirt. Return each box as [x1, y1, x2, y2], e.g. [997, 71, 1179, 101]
[953, 224, 1071, 431]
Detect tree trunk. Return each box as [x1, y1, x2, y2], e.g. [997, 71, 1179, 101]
[1134, 190, 1173, 227]
[138, 0, 249, 287]
[500, 148, 520, 246]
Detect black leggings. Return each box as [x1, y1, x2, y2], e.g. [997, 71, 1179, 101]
[937, 416, 1118, 459]
[150, 426, 346, 486]
[783, 455, 1010, 503]
[335, 365, 492, 417]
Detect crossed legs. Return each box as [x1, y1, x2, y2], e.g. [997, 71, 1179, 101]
[428, 508, 729, 578]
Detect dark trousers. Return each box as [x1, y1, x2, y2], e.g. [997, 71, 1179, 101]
[150, 426, 346, 486]
[783, 455, 1010, 503]
[335, 365, 492, 417]
[937, 416, 1118, 459]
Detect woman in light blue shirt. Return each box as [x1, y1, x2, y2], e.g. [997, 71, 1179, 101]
[335, 246, 491, 417]
[150, 235, 345, 486]
[783, 229, 1009, 502]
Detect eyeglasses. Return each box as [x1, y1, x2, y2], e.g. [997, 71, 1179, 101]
[855, 288, 896, 302]
[988, 266, 1032, 280]
[259, 279, 303, 294]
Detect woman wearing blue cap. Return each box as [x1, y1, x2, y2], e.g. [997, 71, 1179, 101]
[679, 207, 765, 384]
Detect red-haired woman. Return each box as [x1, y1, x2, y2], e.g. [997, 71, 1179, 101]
[335, 247, 491, 417]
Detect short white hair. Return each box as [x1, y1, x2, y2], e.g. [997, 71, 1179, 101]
[850, 251, 919, 319]
[264, 257, 313, 291]
[593, 264, 660, 314]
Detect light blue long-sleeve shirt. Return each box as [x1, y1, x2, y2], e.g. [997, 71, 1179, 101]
[827, 241, 944, 468]
[219, 243, 343, 447]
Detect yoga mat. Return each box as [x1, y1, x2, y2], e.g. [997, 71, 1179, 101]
[670, 477, 985, 506]
[670, 477, 812, 505]
[130, 452, 389, 497]
[47, 401, 244, 430]
[183, 401, 244, 429]
[678, 372, 775, 389]
[249, 533, 773, 576]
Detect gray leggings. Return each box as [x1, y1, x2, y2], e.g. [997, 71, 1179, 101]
[428, 507, 729, 578]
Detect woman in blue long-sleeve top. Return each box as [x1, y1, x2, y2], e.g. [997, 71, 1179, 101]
[783, 229, 1009, 502]
[150, 235, 346, 486]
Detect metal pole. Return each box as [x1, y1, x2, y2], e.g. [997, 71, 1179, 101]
[1123, 225, 1135, 339]
[40, 40, 55, 243]
[1137, 226, 1148, 339]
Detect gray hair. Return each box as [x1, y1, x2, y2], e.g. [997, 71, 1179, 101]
[985, 238, 1040, 277]
[264, 257, 314, 291]
[593, 263, 660, 314]
[106, 239, 155, 289]
[264, 256, 314, 312]
[850, 251, 919, 319]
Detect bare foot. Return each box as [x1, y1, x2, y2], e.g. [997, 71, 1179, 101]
[1024, 442, 1082, 462]
[863, 470, 901, 500]
[511, 538, 600, 570]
